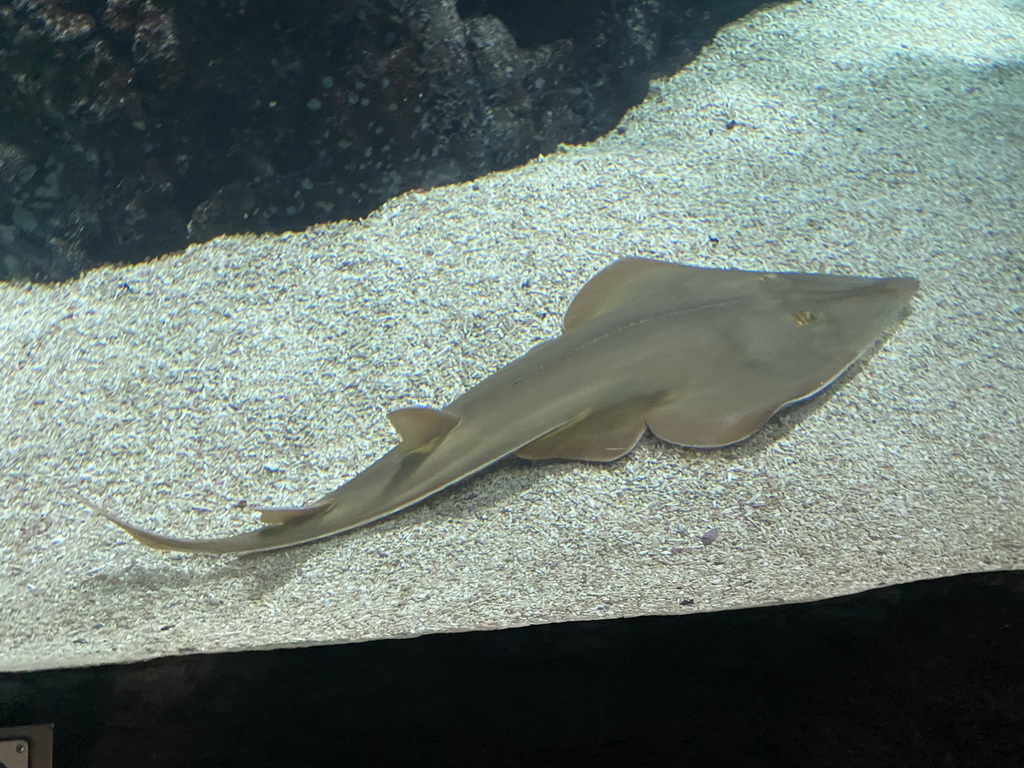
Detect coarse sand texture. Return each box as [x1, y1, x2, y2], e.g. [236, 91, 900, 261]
[1, 0, 1021, 672]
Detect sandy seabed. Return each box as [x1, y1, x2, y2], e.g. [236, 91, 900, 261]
[1, 0, 1022, 672]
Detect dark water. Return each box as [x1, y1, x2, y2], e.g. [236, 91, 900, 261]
[3, 571, 1023, 768]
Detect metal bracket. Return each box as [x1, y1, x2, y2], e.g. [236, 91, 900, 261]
[0, 725, 53, 768]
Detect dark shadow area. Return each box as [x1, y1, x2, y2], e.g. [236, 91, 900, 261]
[2, 570, 1023, 767]
[0, 0, 783, 281]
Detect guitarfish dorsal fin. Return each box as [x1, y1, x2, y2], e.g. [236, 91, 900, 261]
[388, 406, 460, 454]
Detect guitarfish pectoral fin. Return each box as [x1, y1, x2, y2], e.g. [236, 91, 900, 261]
[388, 406, 460, 454]
[561, 258, 686, 332]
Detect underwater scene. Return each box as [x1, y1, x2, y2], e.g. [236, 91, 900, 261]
[0, 0, 1023, 762]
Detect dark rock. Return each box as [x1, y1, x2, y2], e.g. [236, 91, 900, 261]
[0, 0, 778, 281]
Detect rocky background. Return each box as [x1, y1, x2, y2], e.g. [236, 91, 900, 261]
[0, 0, 773, 281]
